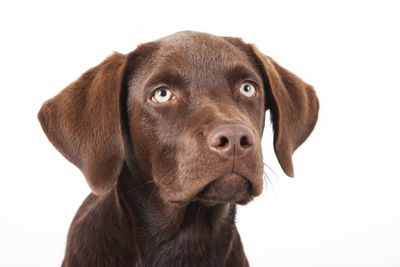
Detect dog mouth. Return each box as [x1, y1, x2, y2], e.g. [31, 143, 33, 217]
[194, 173, 253, 205]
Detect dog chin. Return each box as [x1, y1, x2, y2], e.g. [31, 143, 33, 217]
[193, 173, 254, 205]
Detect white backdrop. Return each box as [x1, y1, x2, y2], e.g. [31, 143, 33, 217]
[1, 0, 399, 266]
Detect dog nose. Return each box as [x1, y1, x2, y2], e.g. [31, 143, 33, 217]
[207, 124, 254, 159]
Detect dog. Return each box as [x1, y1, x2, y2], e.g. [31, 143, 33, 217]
[38, 31, 319, 266]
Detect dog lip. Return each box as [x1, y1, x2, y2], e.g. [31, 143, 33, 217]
[164, 171, 260, 204]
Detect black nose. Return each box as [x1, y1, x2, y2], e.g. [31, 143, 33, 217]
[206, 124, 255, 159]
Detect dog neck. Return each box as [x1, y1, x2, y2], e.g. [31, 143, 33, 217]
[117, 162, 238, 265]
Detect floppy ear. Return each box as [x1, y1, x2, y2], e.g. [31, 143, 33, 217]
[38, 52, 127, 194]
[249, 45, 319, 177]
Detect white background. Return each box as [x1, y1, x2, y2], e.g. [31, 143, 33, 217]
[1, 0, 399, 266]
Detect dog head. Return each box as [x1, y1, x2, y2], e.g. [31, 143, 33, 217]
[38, 31, 318, 205]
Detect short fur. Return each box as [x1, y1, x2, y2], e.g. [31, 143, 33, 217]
[38, 31, 319, 267]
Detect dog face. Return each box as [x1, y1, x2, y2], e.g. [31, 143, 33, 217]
[127, 32, 265, 204]
[38, 31, 319, 205]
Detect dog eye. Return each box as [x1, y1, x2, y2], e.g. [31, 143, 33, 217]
[151, 88, 173, 103]
[239, 83, 256, 97]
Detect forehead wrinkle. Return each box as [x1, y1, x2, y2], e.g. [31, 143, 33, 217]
[225, 65, 262, 84]
[158, 34, 248, 86]
[144, 68, 185, 90]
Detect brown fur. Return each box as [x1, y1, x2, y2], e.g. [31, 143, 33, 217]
[38, 31, 319, 266]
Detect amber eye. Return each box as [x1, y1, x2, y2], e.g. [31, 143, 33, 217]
[239, 83, 256, 97]
[151, 88, 173, 103]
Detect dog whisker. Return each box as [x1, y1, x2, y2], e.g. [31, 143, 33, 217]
[262, 162, 277, 196]
[139, 179, 155, 187]
[263, 162, 277, 179]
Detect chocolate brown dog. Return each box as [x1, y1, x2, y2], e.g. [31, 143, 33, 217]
[38, 31, 318, 266]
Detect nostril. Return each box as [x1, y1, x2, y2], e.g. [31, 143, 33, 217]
[218, 137, 229, 147]
[207, 124, 254, 159]
[240, 136, 251, 147]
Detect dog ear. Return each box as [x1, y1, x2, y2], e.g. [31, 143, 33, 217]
[249, 45, 319, 177]
[38, 53, 127, 194]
